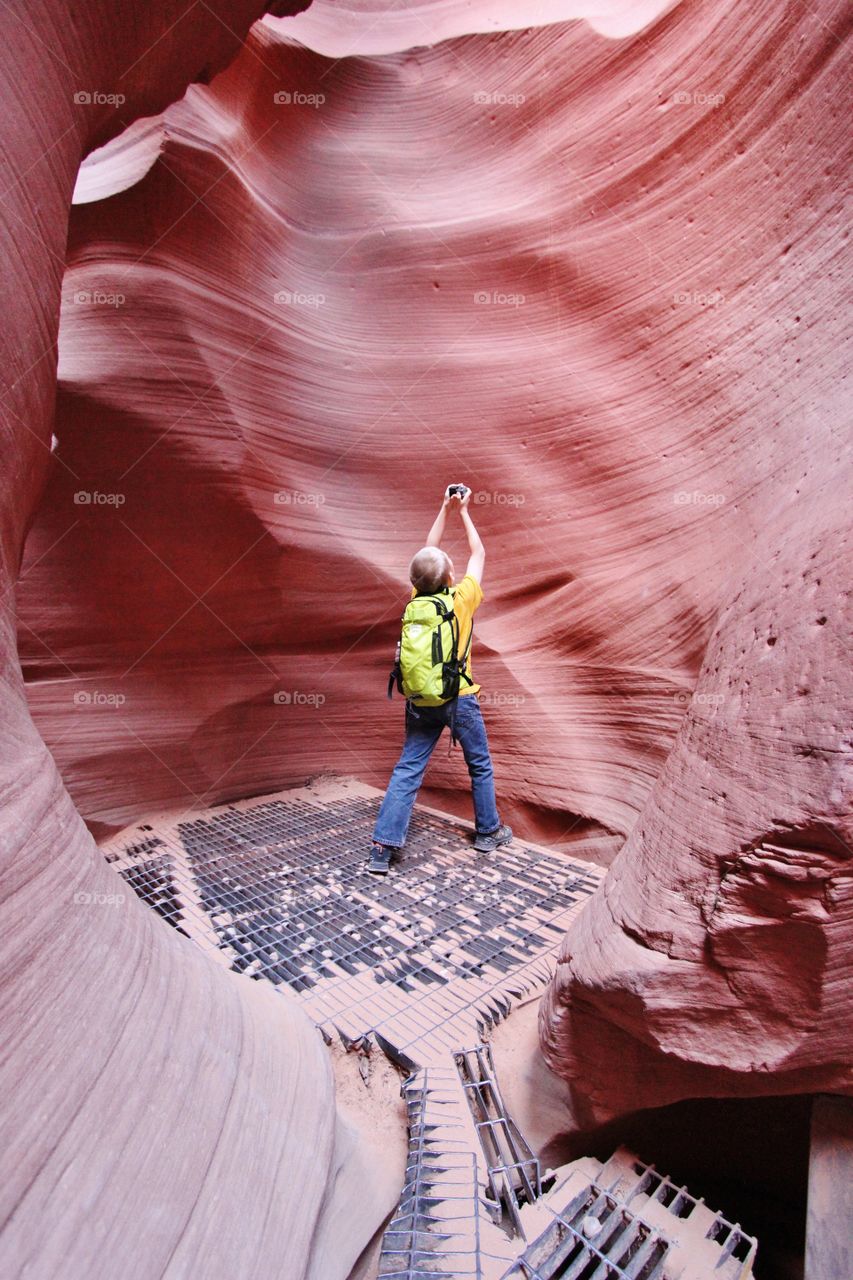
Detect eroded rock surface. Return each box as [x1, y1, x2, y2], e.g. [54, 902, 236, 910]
[541, 506, 852, 1122]
[24, 0, 851, 855]
[1, 3, 394, 1277]
[4, 0, 851, 1257]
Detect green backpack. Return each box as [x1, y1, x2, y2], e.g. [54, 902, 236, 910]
[387, 587, 473, 707]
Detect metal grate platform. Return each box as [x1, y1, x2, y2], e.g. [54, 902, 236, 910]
[102, 778, 602, 1066]
[379, 1067, 487, 1280]
[100, 780, 756, 1278]
[500, 1182, 670, 1280]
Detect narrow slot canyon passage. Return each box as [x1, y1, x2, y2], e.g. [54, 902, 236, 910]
[1, 2, 850, 1279]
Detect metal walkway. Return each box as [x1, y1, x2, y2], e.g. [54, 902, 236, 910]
[102, 777, 602, 1067]
[101, 777, 756, 1279]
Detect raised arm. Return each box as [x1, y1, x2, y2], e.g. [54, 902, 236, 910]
[425, 491, 451, 547]
[459, 490, 485, 584]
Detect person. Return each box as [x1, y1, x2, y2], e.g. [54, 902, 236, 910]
[368, 484, 512, 875]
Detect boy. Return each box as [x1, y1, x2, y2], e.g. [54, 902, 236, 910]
[368, 485, 512, 875]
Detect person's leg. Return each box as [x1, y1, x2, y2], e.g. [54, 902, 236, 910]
[453, 694, 501, 835]
[372, 704, 444, 848]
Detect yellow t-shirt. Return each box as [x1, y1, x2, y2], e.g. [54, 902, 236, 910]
[410, 573, 482, 696]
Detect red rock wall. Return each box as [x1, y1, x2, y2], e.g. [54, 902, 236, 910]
[7, 0, 851, 1185]
[536, 4, 853, 1122]
[23, 0, 844, 849]
[1, 4, 394, 1277]
[541, 508, 852, 1123]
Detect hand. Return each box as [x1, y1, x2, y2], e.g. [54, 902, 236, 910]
[445, 483, 471, 509]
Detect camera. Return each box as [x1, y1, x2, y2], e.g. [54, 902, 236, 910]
[447, 483, 469, 499]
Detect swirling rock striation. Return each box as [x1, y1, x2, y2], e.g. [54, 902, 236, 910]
[1, 3, 395, 1278]
[23, 0, 844, 852]
[6, 0, 852, 1215]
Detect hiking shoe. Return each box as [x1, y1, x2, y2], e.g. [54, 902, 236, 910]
[473, 823, 513, 853]
[367, 843, 393, 876]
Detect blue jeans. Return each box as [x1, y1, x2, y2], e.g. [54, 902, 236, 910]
[372, 695, 501, 848]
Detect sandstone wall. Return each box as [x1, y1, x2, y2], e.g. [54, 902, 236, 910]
[0, 4, 392, 1276]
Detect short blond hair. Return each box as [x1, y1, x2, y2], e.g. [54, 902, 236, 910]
[409, 546, 451, 594]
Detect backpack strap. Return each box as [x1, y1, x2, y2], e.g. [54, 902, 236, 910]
[445, 611, 475, 748]
[387, 618, 405, 699]
[387, 644, 403, 699]
[458, 615, 474, 672]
